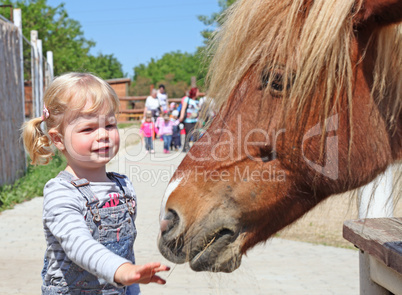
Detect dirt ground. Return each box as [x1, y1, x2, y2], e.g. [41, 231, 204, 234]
[277, 188, 402, 248]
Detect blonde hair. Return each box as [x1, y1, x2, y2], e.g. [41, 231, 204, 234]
[205, 0, 402, 131]
[145, 110, 152, 118]
[22, 72, 120, 165]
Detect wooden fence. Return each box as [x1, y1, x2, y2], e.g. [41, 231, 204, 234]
[0, 12, 26, 186]
[118, 96, 182, 122]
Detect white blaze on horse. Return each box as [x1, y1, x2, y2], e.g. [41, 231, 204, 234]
[158, 0, 402, 272]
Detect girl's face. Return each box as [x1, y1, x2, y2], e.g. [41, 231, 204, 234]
[146, 117, 152, 122]
[53, 101, 120, 172]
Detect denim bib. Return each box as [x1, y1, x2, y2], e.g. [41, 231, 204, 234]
[42, 172, 138, 295]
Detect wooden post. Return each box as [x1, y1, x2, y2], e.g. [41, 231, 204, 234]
[13, 8, 26, 169]
[357, 166, 394, 294]
[30, 30, 40, 118]
[13, 9, 25, 118]
[191, 76, 196, 88]
[359, 252, 390, 295]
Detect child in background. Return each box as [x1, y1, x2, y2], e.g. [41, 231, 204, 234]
[140, 111, 156, 154]
[169, 102, 177, 113]
[155, 112, 164, 140]
[158, 113, 175, 154]
[171, 110, 181, 151]
[22, 73, 169, 294]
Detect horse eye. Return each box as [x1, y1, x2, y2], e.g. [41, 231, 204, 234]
[261, 68, 292, 97]
[270, 74, 284, 91]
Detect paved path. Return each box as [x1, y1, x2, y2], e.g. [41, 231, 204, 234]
[0, 133, 359, 294]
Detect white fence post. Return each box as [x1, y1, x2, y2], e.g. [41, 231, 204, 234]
[37, 39, 43, 112]
[30, 30, 40, 118]
[45, 51, 54, 88]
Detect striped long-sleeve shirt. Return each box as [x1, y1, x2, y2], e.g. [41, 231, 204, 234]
[42, 175, 137, 286]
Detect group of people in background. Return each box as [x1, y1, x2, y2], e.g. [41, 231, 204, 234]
[140, 109, 181, 154]
[141, 85, 207, 154]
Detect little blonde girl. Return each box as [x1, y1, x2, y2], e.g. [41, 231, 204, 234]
[140, 111, 155, 153]
[22, 72, 169, 294]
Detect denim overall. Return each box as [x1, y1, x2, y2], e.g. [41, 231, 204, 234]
[42, 171, 139, 295]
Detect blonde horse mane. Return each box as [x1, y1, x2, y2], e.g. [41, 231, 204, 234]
[205, 0, 402, 131]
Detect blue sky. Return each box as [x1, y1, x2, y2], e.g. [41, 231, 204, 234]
[46, 0, 220, 77]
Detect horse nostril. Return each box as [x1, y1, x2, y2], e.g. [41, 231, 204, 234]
[160, 209, 180, 235]
[160, 219, 170, 233]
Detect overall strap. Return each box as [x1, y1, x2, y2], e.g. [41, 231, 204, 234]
[70, 179, 99, 206]
[107, 172, 135, 215]
[57, 171, 101, 221]
[107, 172, 129, 196]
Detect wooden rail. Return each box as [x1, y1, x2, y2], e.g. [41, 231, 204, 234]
[119, 96, 182, 103]
[343, 218, 402, 295]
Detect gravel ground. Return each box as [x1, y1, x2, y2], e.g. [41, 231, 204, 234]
[278, 188, 401, 248]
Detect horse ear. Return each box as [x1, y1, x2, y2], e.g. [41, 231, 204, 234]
[354, 0, 402, 27]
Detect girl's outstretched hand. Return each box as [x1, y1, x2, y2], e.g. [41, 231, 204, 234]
[114, 262, 170, 286]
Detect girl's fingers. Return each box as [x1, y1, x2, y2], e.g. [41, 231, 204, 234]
[145, 262, 170, 272]
[155, 265, 170, 272]
[150, 275, 166, 285]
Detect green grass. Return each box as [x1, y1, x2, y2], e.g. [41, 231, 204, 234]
[118, 122, 140, 129]
[0, 153, 66, 212]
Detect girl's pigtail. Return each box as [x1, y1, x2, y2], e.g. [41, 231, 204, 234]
[22, 117, 54, 165]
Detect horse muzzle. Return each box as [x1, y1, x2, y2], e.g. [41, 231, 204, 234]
[158, 208, 244, 272]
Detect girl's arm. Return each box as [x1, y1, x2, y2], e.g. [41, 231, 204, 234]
[158, 124, 164, 136]
[179, 99, 187, 122]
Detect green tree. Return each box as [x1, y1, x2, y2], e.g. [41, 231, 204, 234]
[130, 0, 236, 98]
[131, 50, 206, 98]
[84, 53, 125, 80]
[198, 0, 236, 46]
[130, 75, 152, 97]
[0, 0, 124, 79]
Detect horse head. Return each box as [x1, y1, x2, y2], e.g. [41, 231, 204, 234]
[158, 0, 402, 272]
